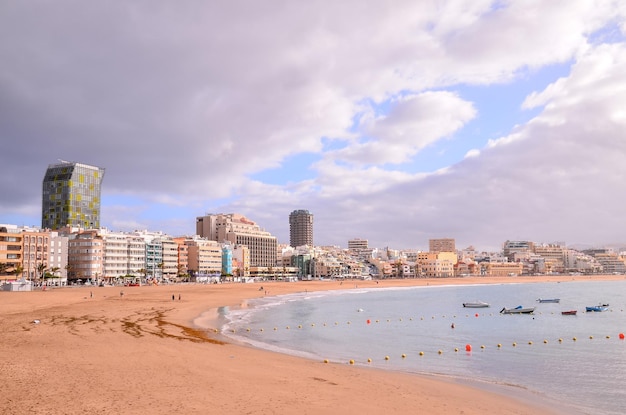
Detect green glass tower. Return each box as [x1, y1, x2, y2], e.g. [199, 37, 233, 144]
[42, 161, 105, 230]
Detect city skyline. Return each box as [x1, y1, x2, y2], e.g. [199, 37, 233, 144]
[1, 2, 626, 252]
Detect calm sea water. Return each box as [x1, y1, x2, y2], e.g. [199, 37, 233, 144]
[218, 280, 626, 415]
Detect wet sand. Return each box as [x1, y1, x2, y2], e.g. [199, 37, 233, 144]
[1, 275, 620, 414]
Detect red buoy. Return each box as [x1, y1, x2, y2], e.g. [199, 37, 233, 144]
[366, 319, 371, 324]
[465, 344, 472, 352]
[619, 333, 625, 340]
[475, 313, 479, 317]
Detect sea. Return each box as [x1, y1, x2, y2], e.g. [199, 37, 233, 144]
[214, 280, 626, 415]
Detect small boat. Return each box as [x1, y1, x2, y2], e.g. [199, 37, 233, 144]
[500, 306, 535, 314]
[537, 298, 560, 303]
[561, 310, 577, 315]
[462, 301, 490, 308]
[586, 304, 609, 312]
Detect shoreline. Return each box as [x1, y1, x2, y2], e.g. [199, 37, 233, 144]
[2, 275, 621, 414]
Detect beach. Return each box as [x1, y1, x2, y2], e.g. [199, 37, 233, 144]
[1, 275, 622, 414]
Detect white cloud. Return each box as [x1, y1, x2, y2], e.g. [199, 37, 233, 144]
[1, 1, 626, 250]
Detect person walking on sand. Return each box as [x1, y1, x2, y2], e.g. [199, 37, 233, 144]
[178, 294, 181, 300]
[172, 294, 175, 301]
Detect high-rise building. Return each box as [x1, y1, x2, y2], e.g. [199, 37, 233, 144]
[289, 209, 313, 248]
[196, 213, 277, 267]
[42, 161, 105, 230]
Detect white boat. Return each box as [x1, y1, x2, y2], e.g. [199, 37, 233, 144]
[500, 306, 535, 314]
[462, 301, 490, 308]
[537, 298, 560, 303]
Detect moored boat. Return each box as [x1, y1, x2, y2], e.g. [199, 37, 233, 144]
[537, 298, 560, 303]
[561, 310, 577, 315]
[462, 301, 490, 308]
[586, 304, 609, 312]
[500, 306, 535, 314]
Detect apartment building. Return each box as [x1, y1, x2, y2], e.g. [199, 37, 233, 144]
[67, 230, 103, 283]
[186, 238, 223, 276]
[289, 209, 313, 248]
[0, 225, 23, 282]
[429, 238, 456, 253]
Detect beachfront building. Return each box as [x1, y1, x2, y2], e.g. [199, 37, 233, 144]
[231, 244, 250, 278]
[562, 249, 602, 274]
[173, 237, 190, 280]
[429, 238, 456, 253]
[185, 237, 223, 277]
[98, 229, 146, 283]
[42, 161, 105, 230]
[21, 227, 69, 285]
[161, 238, 179, 281]
[311, 254, 342, 279]
[480, 261, 523, 276]
[289, 209, 313, 248]
[0, 225, 24, 282]
[533, 244, 565, 273]
[196, 213, 277, 267]
[67, 229, 103, 284]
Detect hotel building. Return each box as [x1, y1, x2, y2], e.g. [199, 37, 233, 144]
[196, 213, 277, 267]
[42, 161, 105, 230]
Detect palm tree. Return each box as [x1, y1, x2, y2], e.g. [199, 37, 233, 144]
[65, 263, 73, 282]
[37, 263, 47, 287]
[12, 264, 24, 280]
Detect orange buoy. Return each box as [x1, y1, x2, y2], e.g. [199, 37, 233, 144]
[465, 344, 472, 352]
[366, 319, 371, 324]
[619, 333, 625, 340]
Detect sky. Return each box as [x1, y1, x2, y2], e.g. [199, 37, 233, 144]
[1, 1, 626, 252]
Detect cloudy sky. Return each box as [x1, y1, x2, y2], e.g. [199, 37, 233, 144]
[2, 1, 626, 251]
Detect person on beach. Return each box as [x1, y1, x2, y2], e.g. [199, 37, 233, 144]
[172, 294, 175, 301]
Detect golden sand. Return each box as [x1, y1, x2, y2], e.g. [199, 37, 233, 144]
[2, 275, 619, 414]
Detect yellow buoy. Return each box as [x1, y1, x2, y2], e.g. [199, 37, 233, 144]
[558, 338, 563, 342]
[454, 348, 459, 352]
[401, 354, 406, 358]
[349, 359, 354, 365]
[528, 341, 532, 345]
[573, 337, 577, 341]
[589, 335, 593, 339]
[543, 339, 548, 344]
[512, 342, 517, 347]
[419, 351, 424, 356]
[438, 350, 443, 355]
[497, 344, 502, 348]
[385, 356, 390, 360]
[481, 345, 485, 349]
[367, 358, 372, 363]
[324, 359, 329, 363]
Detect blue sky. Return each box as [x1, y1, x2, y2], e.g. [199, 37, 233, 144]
[2, 1, 626, 251]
